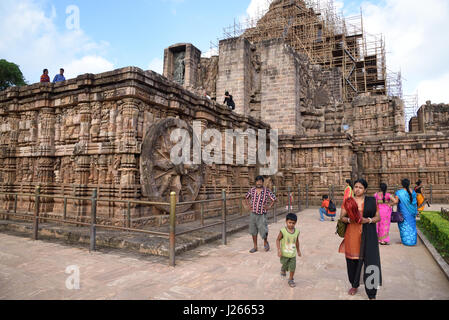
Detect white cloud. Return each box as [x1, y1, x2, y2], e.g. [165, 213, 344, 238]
[201, 48, 219, 58]
[360, 0, 449, 105]
[246, 0, 270, 20]
[64, 56, 114, 79]
[416, 72, 449, 105]
[244, 0, 346, 21]
[0, 0, 114, 84]
[317, 0, 345, 13]
[148, 57, 164, 74]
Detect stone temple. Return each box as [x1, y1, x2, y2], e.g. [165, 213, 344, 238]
[0, 0, 448, 226]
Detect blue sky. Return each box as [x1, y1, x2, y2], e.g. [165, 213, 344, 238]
[0, 0, 260, 81]
[43, 0, 250, 69]
[1, 0, 448, 106]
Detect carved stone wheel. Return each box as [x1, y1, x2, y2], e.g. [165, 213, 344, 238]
[140, 117, 204, 213]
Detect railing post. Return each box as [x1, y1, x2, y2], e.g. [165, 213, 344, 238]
[298, 184, 301, 212]
[430, 184, 433, 204]
[306, 184, 309, 208]
[169, 192, 177, 267]
[90, 189, 97, 252]
[238, 192, 242, 217]
[282, 189, 285, 207]
[200, 202, 204, 226]
[240, 185, 244, 216]
[288, 186, 292, 214]
[13, 193, 18, 215]
[63, 197, 67, 220]
[273, 186, 277, 222]
[331, 184, 335, 201]
[127, 201, 131, 229]
[222, 189, 227, 245]
[33, 186, 41, 240]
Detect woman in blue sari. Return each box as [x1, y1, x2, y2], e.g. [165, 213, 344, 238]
[393, 179, 418, 246]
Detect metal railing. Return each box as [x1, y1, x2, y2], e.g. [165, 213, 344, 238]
[167, 185, 303, 266]
[0, 184, 306, 267]
[2, 182, 438, 266]
[0, 186, 171, 242]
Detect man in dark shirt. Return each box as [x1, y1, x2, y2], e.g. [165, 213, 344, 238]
[223, 91, 235, 110]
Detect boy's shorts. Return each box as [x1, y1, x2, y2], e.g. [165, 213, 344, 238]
[249, 212, 268, 239]
[280, 256, 296, 272]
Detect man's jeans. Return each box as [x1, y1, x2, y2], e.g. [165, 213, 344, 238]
[319, 207, 336, 221]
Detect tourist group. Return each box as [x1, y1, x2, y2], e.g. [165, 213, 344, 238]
[244, 176, 424, 299]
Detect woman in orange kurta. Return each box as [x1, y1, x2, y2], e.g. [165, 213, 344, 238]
[339, 179, 381, 300]
[339, 207, 362, 259]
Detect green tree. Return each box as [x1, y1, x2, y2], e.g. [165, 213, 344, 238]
[0, 59, 27, 91]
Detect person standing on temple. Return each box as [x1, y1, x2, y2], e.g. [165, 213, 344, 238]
[53, 68, 66, 83]
[224, 91, 235, 110]
[40, 69, 50, 83]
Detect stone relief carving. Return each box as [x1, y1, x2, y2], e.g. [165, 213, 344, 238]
[140, 117, 204, 213]
[173, 51, 186, 85]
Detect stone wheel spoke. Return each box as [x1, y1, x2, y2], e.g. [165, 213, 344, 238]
[140, 118, 204, 213]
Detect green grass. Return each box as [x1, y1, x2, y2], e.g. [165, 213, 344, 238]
[417, 211, 449, 265]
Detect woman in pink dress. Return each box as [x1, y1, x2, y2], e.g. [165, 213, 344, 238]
[374, 183, 393, 245]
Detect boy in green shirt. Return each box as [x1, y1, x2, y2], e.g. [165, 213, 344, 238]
[276, 213, 302, 287]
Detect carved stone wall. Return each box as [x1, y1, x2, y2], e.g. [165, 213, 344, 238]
[2, 38, 449, 228]
[409, 101, 449, 134]
[279, 133, 354, 185]
[360, 134, 449, 202]
[200, 38, 334, 135]
[198, 56, 219, 100]
[351, 94, 405, 138]
[163, 43, 202, 90]
[215, 37, 252, 116]
[279, 131, 449, 205]
[0, 67, 270, 225]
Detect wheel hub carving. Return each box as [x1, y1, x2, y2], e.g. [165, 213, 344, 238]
[140, 118, 204, 213]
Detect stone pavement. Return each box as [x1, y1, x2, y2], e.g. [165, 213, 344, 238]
[0, 206, 448, 300]
[0, 206, 291, 257]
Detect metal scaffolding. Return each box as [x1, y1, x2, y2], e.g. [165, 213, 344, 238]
[218, 0, 401, 103]
[403, 93, 419, 132]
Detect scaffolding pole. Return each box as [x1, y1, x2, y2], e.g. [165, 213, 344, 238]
[216, 0, 395, 103]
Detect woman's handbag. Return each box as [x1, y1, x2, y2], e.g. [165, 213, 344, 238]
[336, 219, 347, 238]
[391, 207, 404, 223]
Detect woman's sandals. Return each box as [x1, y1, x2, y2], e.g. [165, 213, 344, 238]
[348, 288, 358, 296]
